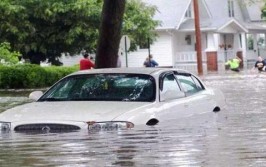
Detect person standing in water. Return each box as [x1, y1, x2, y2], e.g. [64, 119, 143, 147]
[225, 55, 242, 72]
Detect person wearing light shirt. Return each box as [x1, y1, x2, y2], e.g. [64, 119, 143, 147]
[225, 56, 242, 72]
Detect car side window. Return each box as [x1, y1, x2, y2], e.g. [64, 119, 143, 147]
[175, 73, 203, 95]
[160, 73, 184, 101]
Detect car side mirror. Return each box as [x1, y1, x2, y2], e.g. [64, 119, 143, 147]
[160, 89, 185, 101]
[29, 91, 43, 101]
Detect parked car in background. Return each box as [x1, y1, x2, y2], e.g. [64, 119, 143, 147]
[0, 67, 226, 133]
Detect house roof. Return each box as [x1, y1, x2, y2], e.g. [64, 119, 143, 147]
[217, 19, 248, 33]
[202, 0, 265, 23]
[244, 2, 264, 21]
[145, 0, 266, 33]
[243, 21, 266, 33]
[178, 17, 248, 33]
[178, 18, 214, 31]
[143, 0, 191, 30]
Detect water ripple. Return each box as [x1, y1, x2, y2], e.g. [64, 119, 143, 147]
[1, 74, 266, 166]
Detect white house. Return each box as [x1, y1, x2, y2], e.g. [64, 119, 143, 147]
[120, 0, 266, 73]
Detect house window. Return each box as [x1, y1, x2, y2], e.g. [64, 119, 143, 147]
[228, 0, 235, 17]
[247, 34, 254, 50]
[185, 4, 192, 18]
[257, 34, 265, 48]
[205, 34, 208, 48]
[239, 34, 243, 48]
[185, 35, 192, 45]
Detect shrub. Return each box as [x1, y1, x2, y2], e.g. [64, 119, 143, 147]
[0, 64, 78, 89]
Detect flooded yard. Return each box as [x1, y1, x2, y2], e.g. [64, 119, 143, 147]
[1, 73, 266, 166]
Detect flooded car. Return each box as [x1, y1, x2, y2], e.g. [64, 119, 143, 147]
[0, 67, 225, 133]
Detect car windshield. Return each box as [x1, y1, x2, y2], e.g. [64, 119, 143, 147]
[39, 73, 156, 102]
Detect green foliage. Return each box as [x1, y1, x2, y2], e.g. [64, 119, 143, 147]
[0, 64, 78, 89]
[124, 0, 160, 50]
[0, 0, 103, 60]
[0, 0, 31, 48]
[43, 65, 78, 86]
[0, 42, 20, 64]
[0, 0, 159, 62]
[262, 4, 266, 19]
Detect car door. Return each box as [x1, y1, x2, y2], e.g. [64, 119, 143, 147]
[157, 72, 192, 121]
[174, 72, 216, 115]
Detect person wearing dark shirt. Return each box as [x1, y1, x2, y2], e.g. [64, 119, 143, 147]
[79, 53, 95, 70]
[143, 54, 159, 67]
[253, 56, 266, 72]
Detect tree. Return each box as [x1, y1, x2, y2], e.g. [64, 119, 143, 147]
[95, 0, 126, 68]
[123, 0, 160, 51]
[0, 0, 102, 65]
[95, 0, 160, 68]
[0, 0, 159, 66]
[18, 0, 103, 65]
[0, 0, 30, 50]
[0, 42, 21, 65]
[261, 1, 266, 19]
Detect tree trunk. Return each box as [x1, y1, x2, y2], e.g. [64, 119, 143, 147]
[95, 0, 126, 68]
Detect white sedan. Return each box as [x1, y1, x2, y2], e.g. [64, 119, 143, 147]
[0, 68, 226, 132]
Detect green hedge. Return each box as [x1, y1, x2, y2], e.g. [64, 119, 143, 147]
[0, 64, 78, 89]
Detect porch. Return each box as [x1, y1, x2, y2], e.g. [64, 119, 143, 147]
[174, 50, 263, 74]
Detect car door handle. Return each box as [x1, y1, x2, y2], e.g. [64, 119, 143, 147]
[184, 103, 189, 107]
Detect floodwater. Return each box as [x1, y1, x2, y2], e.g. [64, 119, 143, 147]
[1, 72, 266, 167]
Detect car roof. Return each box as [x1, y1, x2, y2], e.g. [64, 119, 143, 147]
[70, 67, 191, 76]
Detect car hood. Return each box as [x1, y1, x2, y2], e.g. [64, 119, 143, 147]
[0, 101, 151, 123]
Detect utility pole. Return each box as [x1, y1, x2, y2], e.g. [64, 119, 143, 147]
[193, 0, 203, 75]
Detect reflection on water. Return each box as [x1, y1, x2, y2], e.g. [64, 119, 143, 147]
[1, 74, 266, 166]
[0, 90, 34, 113]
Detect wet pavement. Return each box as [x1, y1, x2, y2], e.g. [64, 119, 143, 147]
[1, 72, 266, 166]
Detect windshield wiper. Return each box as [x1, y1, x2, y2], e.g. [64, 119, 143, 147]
[39, 98, 65, 101]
